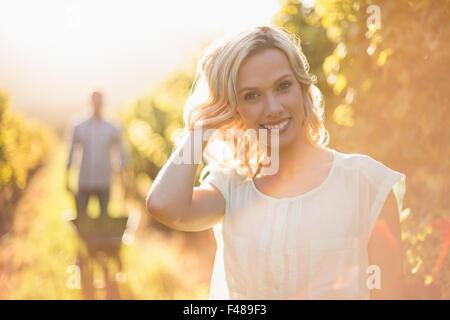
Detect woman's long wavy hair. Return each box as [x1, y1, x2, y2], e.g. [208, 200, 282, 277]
[179, 25, 329, 182]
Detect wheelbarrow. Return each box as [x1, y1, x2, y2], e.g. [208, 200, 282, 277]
[66, 190, 140, 299]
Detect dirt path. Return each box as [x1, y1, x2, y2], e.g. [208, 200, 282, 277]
[0, 148, 51, 296]
[0, 143, 81, 298]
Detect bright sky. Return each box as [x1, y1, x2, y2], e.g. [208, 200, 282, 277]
[0, 0, 281, 128]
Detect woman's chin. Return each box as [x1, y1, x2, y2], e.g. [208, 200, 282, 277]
[259, 132, 296, 151]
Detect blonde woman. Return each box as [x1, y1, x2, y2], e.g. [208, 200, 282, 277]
[146, 25, 406, 300]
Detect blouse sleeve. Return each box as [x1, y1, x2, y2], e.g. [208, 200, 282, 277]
[199, 164, 233, 209]
[357, 155, 406, 237]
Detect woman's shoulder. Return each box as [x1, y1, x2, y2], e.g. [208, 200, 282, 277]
[199, 163, 251, 205]
[200, 163, 234, 181]
[200, 162, 252, 191]
[333, 149, 405, 187]
[333, 149, 374, 171]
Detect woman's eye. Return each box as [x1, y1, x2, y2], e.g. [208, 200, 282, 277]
[279, 81, 292, 90]
[244, 92, 258, 100]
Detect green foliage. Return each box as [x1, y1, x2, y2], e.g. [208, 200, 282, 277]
[0, 90, 55, 229]
[275, 0, 449, 298]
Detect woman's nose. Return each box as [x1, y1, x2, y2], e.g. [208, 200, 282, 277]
[264, 93, 284, 119]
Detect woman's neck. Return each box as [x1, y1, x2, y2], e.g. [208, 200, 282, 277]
[262, 129, 324, 179]
[283, 140, 319, 173]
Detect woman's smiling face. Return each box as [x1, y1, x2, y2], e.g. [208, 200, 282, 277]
[235, 48, 306, 149]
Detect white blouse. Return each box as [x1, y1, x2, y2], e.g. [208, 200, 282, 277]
[199, 148, 406, 300]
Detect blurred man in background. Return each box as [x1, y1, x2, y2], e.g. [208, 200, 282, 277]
[66, 91, 128, 218]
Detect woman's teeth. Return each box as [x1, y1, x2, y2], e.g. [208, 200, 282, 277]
[261, 118, 290, 130]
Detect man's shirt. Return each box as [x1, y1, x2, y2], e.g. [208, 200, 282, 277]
[67, 116, 128, 189]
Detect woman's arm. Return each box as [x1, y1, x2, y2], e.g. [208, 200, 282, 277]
[368, 189, 405, 299]
[146, 128, 225, 232]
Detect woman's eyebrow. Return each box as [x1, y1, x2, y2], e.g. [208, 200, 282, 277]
[238, 73, 293, 94]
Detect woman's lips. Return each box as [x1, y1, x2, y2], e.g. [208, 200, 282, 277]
[260, 117, 291, 134]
